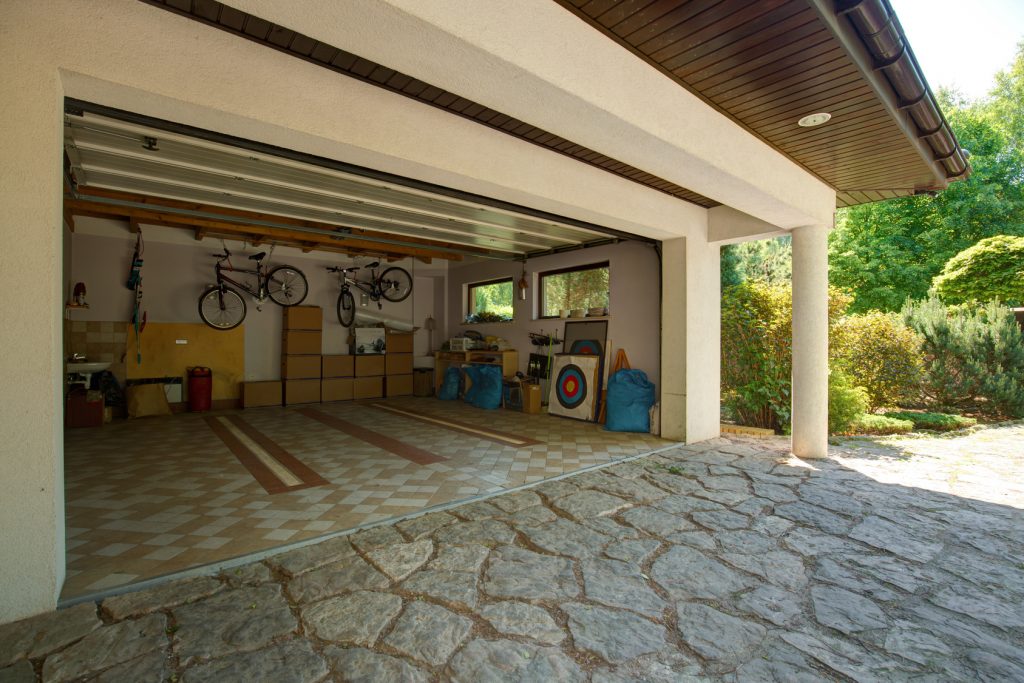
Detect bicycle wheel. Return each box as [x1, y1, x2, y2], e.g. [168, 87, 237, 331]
[336, 289, 356, 327]
[266, 265, 309, 306]
[379, 266, 413, 302]
[198, 286, 246, 330]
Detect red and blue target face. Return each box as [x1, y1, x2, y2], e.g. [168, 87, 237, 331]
[555, 364, 588, 409]
[570, 339, 602, 355]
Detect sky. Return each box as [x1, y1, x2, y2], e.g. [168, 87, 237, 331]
[889, 0, 1024, 100]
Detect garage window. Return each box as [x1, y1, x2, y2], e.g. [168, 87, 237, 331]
[539, 261, 610, 318]
[467, 278, 514, 322]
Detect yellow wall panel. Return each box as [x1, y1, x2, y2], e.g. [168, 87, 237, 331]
[125, 323, 244, 399]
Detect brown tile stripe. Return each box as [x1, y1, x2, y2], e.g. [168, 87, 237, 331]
[298, 408, 447, 465]
[371, 403, 543, 448]
[204, 415, 327, 494]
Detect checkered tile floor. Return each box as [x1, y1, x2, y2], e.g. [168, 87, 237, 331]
[62, 397, 670, 598]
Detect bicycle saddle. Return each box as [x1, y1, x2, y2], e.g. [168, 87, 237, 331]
[248, 252, 266, 261]
[365, 261, 380, 269]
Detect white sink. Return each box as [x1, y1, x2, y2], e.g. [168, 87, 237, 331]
[67, 362, 111, 374]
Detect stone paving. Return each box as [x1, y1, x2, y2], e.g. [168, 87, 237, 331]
[3, 427, 1024, 681]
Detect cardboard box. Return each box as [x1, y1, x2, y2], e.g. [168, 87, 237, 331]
[321, 377, 353, 402]
[282, 330, 322, 355]
[523, 383, 542, 414]
[355, 354, 386, 377]
[66, 388, 104, 427]
[322, 354, 354, 378]
[386, 374, 413, 397]
[353, 376, 384, 400]
[242, 381, 282, 408]
[353, 327, 386, 354]
[386, 353, 414, 376]
[283, 305, 322, 330]
[284, 379, 320, 405]
[386, 331, 414, 353]
[282, 355, 322, 379]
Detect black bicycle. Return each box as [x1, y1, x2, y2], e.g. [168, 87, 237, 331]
[327, 261, 412, 327]
[198, 249, 309, 330]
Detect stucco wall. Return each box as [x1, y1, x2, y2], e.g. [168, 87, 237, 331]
[446, 241, 662, 387]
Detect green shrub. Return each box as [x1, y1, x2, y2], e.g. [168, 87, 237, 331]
[884, 411, 977, 431]
[849, 414, 915, 435]
[721, 283, 793, 432]
[829, 370, 868, 434]
[832, 312, 924, 410]
[722, 282, 851, 432]
[903, 295, 1024, 418]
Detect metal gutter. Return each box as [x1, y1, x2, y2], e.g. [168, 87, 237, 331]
[820, 0, 970, 187]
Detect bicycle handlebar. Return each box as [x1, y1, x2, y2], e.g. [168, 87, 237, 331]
[212, 249, 231, 259]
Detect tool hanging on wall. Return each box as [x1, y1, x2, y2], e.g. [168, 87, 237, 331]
[125, 231, 147, 364]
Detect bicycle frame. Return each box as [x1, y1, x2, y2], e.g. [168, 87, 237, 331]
[340, 273, 385, 302]
[215, 259, 266, 300]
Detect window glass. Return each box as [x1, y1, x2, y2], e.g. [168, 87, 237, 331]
[539, 262, 609, 317]
[467, 278, 514, 321]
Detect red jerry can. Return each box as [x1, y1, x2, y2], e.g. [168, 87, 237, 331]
[188, 366, 213, 412]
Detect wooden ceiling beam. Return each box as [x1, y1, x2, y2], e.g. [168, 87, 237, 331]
[73, 186, 483, 257]
[65, 198, 459, 262]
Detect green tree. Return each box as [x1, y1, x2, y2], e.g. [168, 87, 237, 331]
[720, 236, 792, 287]
[829, 44, 1024, 312]
[933, 235, 1024, 305]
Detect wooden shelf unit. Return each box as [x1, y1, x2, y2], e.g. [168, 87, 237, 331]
[434, 350, 519, 392]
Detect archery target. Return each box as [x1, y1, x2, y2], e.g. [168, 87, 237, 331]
[548, 354, 599, 421]
[569, 339, 602, 356]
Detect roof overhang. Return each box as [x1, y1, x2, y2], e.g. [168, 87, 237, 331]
[143, 0, 967, 215]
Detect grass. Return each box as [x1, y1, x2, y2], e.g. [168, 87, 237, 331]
[884, 411, 977, 432]
[848, 413, 915, 435]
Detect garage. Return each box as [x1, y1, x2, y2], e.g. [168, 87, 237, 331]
[60, 105, 669, 600]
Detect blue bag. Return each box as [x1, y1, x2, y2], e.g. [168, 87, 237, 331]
[604, 369, 655, 432]
[469, 364, 502, 410]
[438, 366, 461, 400]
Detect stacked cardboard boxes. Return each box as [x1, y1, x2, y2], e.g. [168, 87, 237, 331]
[354, 354, 385, 399]
[385, 331, 414, 397]
[282, 306, 322, 405]
[322, 354, 354, 402]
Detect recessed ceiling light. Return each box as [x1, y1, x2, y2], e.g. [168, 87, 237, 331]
[798, 112, 831, 127]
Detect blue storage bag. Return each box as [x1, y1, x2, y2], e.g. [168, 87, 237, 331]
[469, 364, 503, 410]
[604, 369, 655, 432]
[438, 366, 461, 400]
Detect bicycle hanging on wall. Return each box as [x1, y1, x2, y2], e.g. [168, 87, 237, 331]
[326, 261, 413, 327]
[198, 248, 309, 330]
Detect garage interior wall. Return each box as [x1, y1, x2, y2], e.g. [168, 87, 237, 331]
[67, 217, 445, 385]
[446, 241, 661, 385]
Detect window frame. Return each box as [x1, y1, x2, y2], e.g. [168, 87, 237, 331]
[466, 276, 515, 321]
[536, 261, 610, 319]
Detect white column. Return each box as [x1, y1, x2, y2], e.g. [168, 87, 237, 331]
[661, 236, 721, 443]
[790, 225, 829, 458]
[0, 58, 66, 621]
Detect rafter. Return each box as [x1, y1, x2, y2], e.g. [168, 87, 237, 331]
[71, 187, 488, 260]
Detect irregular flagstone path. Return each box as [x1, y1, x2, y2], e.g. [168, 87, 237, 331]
[2, 426, 1024, 681]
